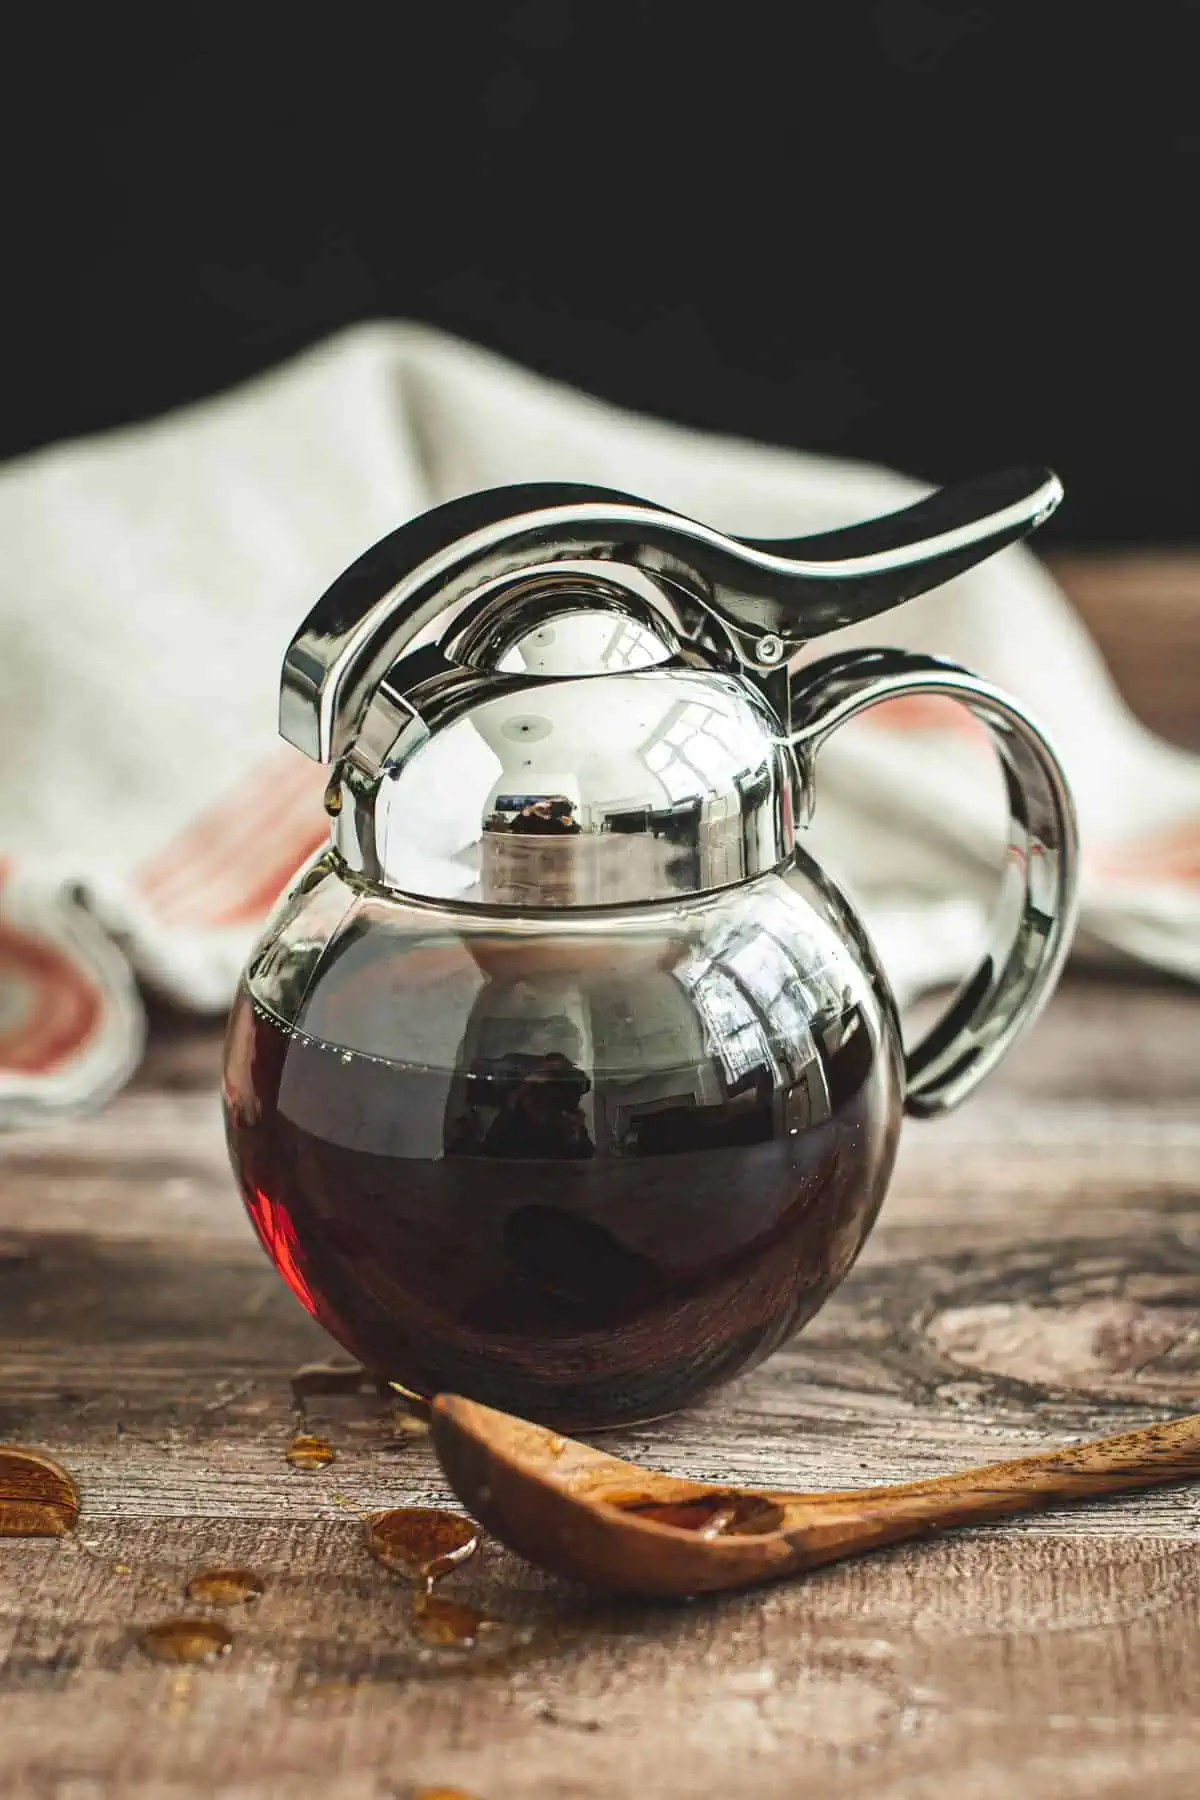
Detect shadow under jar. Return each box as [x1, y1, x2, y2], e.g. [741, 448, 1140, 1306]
[223, 860, 902, 1429]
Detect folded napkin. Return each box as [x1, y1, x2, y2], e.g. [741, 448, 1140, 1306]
[2, 323, 1196, 1126]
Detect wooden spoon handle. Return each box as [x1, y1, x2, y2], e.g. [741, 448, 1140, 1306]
[780, 1414, 1200, 1571]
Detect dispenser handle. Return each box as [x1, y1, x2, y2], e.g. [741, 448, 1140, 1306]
[280, 469, 1062, 763]
[788, 648, 1079, 1117]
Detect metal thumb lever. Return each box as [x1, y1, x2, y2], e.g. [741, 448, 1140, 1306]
[281, 466, 1062, 762]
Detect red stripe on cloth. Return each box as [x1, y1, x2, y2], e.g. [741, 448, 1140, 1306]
[135, 750, 330, 928]
[0, 908, 104, 1075]
[1086, 819, 1200, 885]
[146, 782, 327, 928]
[858, 694, 989, 739]
[200, 818, 331, 926]
[137, 750, 320, 902]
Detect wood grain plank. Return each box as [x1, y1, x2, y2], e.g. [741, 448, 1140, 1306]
[2, 1519, 1198, 1800]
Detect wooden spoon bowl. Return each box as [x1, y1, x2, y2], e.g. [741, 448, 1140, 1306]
[429, 1396, 1200, 1598]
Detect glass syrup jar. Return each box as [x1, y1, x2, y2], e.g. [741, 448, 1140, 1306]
[223, 470, 1077, 1429]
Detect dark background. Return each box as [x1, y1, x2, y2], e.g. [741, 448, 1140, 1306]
[6, 2, 1199, 543]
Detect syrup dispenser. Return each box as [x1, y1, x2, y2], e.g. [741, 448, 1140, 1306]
[223, 470, 1076, 1427]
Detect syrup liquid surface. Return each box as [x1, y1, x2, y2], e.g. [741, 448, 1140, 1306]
[224, 920, 892, 1428]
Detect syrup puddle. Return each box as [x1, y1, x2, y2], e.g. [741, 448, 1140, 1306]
[0, 1446, 80, 1537]
[366, 1508, 497, 1651]
[131, 1565, 267, 1668]
[185, 1567, 264, 1606]
[411, 1592, 489, 1650]
[138, 1617, 233, 1665]
[286, 1432, 336, 1471]
[366, 1508, 480, 1581]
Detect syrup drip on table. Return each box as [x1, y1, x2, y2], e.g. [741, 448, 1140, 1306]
[185, 1567, 264, 1606]
[286, 1433, 336, 1471]
[0, 1446, 80, 1537]
[411, 1591, 489, 1650]
[138, 1617, 233, 1665]
[366, 1507, 490, 1649]
[367, 1508, 479, 1580]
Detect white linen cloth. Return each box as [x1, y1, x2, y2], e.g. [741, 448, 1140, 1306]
[1, 322, 1196, 1125]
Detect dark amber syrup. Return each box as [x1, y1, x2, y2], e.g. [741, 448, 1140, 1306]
[224, 920, 884, 1430]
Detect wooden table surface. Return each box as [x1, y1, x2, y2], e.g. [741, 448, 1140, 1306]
[1, 559, 1197, 1800]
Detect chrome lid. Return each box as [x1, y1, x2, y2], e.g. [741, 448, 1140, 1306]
[330, 643, 799, 906]
[285, 469, 1062, 908]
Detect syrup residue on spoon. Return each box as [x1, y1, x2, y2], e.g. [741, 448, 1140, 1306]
[0, 1446, 80, 1537]
[607, 1491, 786, 1536]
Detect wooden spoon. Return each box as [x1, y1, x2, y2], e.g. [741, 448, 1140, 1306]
[429, 1396, 1200, 1598]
